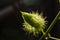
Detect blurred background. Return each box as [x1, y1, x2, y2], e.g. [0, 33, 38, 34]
[0, 0, 60, 40]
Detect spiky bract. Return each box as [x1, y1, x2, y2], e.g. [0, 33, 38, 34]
[21, 11, 47, 36]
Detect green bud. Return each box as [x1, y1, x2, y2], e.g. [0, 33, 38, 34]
[21, 11, 47, 36]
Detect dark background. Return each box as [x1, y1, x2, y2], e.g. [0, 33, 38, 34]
[0, 0, 60, 40]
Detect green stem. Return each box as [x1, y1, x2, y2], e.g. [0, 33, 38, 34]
[41, 29, 51, 40]
[39, 12, 60, 40]
[41, 29, 45, 35]
[50, 37, 60, 40]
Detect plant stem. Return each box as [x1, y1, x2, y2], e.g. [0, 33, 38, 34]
[50, 37, 60, 40]
[39, 12, 60, 40]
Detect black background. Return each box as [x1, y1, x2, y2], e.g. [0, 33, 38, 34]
[0, 0, 60, 40]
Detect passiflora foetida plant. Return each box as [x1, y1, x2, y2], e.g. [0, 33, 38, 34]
[20, 11, 60, 40]
[21, 11, 47, 36]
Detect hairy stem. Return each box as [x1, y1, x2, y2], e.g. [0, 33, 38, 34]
[39, 12, 60, 40]
[50, 37, 60, 40]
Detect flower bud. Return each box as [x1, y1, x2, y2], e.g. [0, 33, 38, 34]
[21, 11, 47, 36]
